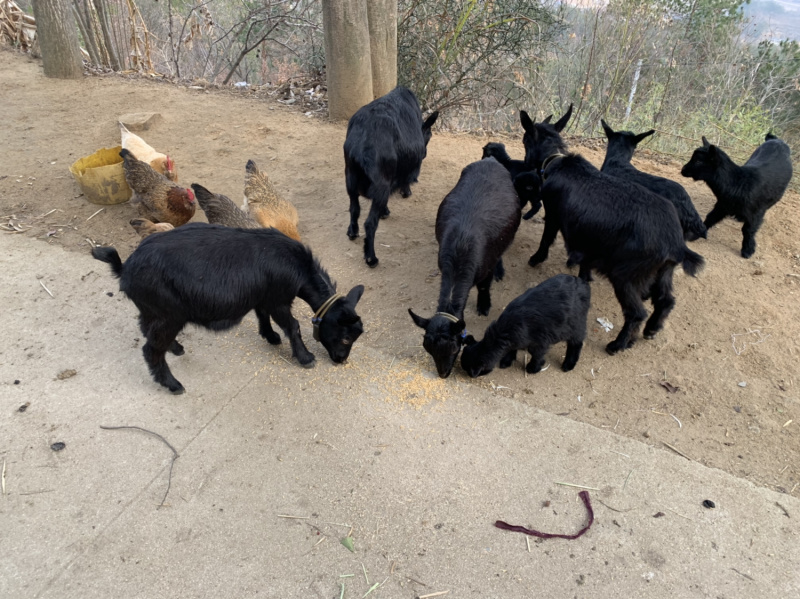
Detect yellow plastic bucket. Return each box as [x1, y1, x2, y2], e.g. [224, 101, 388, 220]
[69, 146, 132, 205]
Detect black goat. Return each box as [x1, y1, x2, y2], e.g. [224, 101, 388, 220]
[92, 223, 364, 394]
[600, 120, 707, 242]
[520, 107, 705, 354]
[681, 134, 793, 258]
[513, 170, 543, 220]
[481, 142, 542, 218]
[344, 87, 439, 267]
[408, 158, 521, 378]
[461, 274, 591, 377]
[481, 142, 528, 178]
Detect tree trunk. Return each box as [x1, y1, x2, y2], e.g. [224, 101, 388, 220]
[366, 0, 397, 98]
[32, 0, 84, 79]
[322, 0, 373, 120]
[93, 0, 120, 70]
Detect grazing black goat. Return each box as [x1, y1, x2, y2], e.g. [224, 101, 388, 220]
[600, 120, 707, 242]
[482, 142, 542, 218]
[344, 87, 439, 267]
[520, 107, 705, 355]
[409, 158, 521, 378]
[461, 274, 590, 377]
[681, 134, 793, 258]
[92, 223, 364, 394]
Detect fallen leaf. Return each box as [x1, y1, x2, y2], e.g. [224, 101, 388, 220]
[659, 381, 679, 393]
[340, 536, 354, 552]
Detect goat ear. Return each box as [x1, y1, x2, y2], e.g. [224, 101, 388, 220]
[463, 334, 478, 346]
[450, 319, 466, 336]
[408, 309, 430, 330]
[600, 119, 614, 138]
[707, 144, 718, 160]
[542, 114, 553, 124]
[344, 285, 364, 307]
[519, 110, 535, 134]
[634, 129, 655, 145]
[701, 136, 711, 148]
[423, 111, 439, 130]
[554, 103, 574, 132]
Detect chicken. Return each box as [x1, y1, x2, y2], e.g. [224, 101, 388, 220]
[119, 122, 178, 182]
[191, 183, 260, 229]
[242, 159, 301, 241]
[120, 149, 196, 227]
[130, 218, 174, 240]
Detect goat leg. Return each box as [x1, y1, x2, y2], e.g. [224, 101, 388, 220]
[362, 188, 390, 268]
[525, 348, 547, 374]
[703, 204, 727, 231]
[271, 305, 315, 367]
[476, 272, 494, 316]
[562, 340, 583, 371]
[499, 349, 517, 369]
[643, 265, 676, 339]
[607, 282, 648, 355]
[256, 306, 282, 345]
[740, 211, 765, 259]
[528, 215, 560, 267]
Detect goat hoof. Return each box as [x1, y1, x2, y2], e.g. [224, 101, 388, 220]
[605, 340, 627, 355]
[400, 187, 412, 198]
[477, 306, 490, 316]
[380, 208, 391, 219]
[366, 256, 379, 268]
[528, 254, 544, 268]
[265, 333, 282, 345]
[643, 328, 659, 340]
[299, 358, 316, 369]
[169, 341, 185, 356]
[741, 247, 755, 259]
[347, 226, 359, 240]
[168, 383, 186, 395]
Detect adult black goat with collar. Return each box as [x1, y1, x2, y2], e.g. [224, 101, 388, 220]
[681, 133, 792, 258]
[92, 223, 364, 394]
[409, 158, 521, 378]
[519, 106, 705, 355]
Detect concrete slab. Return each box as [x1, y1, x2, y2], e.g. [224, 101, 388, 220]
[1, 234, 798, 599]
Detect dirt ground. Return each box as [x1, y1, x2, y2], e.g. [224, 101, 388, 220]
[1, 47, 798, 498]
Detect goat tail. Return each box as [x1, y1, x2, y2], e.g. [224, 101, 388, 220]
[91, 247, 124, 278]
[681, 247, 705, 277]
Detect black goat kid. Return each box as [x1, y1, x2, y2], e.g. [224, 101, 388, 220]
[681, 134, 792, 258]
[481, 142, 542, 218]
[461, 274, 590, 377]
[344, 86, 439, 267]
[92, 223, 364, 394]
[520, 107, 705, 354]
[409, 158, 521, 378]
[600, 120, 706, 241]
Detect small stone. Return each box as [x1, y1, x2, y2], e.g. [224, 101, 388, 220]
[738, 381, 747, 388]
[702, 499, 716, 509]
[118, 112, 163, 132]
[50, 442, 66, 452]
[14, 379, 20, 385]
[106, 292, 114, 297]
[18, 402, 30, 412]
[57, 369, 77, 380]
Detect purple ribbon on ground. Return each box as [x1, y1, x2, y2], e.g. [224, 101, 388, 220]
[494, 490, 594, 540]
